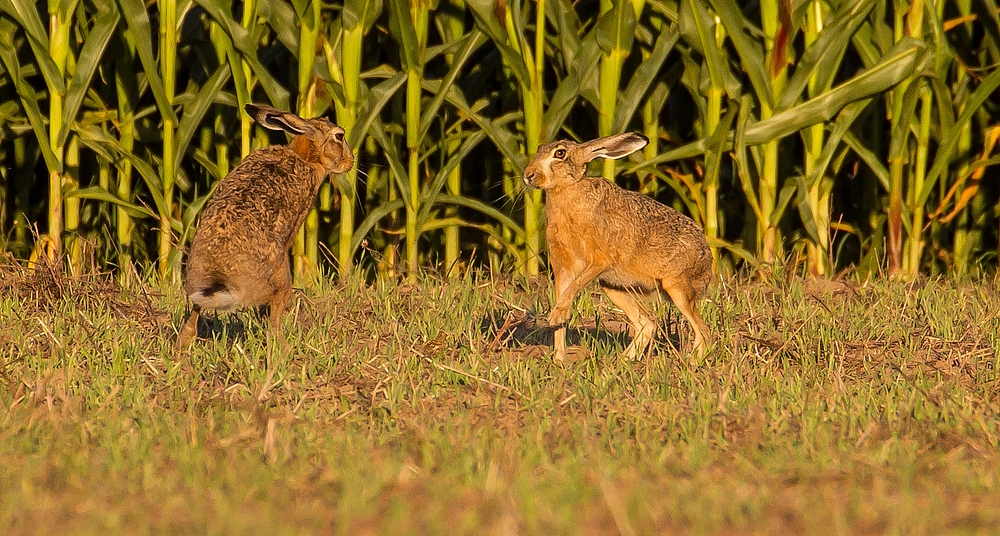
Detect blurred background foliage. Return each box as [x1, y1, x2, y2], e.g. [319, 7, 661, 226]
[0, 0, 998, 283]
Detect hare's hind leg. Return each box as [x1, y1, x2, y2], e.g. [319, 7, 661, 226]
[662, 282, 712, 362]
[601, 286, 656, 360]
[176, 304, 201, 352]
[266, 285, 291, 334]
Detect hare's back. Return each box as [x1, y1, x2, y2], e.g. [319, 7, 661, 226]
[201, 147, 313, 222]
[609, 187, 711, 282]
[608, 187, 706, 249]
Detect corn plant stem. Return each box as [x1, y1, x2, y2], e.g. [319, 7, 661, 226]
[905, 83, 932, 273]
[299, 112, 319, 284]
[47, 6, 70, 266]
[952, 67, 973, 275]
[641, 98, 658, 193]
[335, 23, 363, 276]
[442, 3, 466, 277]
[937, 0, 982, 277]
[294, 0, 320, 283]
[704, 86, 722, 265]
[240, 0, 256, 159]
[598, 0, 644, 179]
[99, 156, 113, 273]
[64, 135, 81, 274]
[885, 5, 910, 276]
[398, 5, 430, 280]
[804, 0, 829, 276]
[902, 0, 927, 276]
[405, 71, 423, 280]
[158, 0, 177, 281]
[702, 14, 726, 267]
[520, 0, 545, 276]
[640, 10, 661, 194]
[599, 49, 625, 180]
[115, 71, 135, 274]
[759, 0, 784, 263]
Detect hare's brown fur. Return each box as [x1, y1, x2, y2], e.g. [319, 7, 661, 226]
[177, 104, 353, 349]
[524, 133, 712, 362]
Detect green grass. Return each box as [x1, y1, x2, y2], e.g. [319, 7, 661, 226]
[2, 259, 1000, 534]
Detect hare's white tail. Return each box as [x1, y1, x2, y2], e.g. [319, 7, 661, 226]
[190, 285, 239, 310]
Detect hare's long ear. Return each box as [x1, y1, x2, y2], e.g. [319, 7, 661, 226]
[244, 103, 311, 135]
[581, 133, 649, 162]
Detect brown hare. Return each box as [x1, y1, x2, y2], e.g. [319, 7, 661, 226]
[523, 132, 713, 362]
[176, 103, 354, 349]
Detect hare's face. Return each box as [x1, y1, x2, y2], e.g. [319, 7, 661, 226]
[310, 120, 354, 175]
[523, 141, 585, 190]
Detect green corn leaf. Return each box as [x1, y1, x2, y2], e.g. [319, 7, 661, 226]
[193, 0, 290, 109]
[647, 167, 702, 220]
[744, 38, 928, 145]
[804, 97, 874, 189]
[2, 0, 66, 96]
[841, 130, 890, 192]
[613, 26, 678, 133]
[777, 0, 873, 112]
[348, 69, 406, 148]
[794, 173, 822, 245]
[703, 105, 738, 189]
[59, 7, 120, 146]
[386, 0, 421, 70]
[436, 194, 526, 237]
[546, 0, 583, 68]
[850, 18, 885, 68]
[680, 0, 728, 95]
[115, 0, 177, 123]
[973, 0, 1000, 51]
[439, 84, 527, 172]
[734, 95, 764, 223]
[343, 0, 383, 32]
[172, 64, 232, 176]
[349, 198, 406, 257]
[368, 121, 412, 207]
[75, 124, 168, 219]
[706, 237, 759, 267]
[773, 177, 798, 225]
[918, 66, 1000, 206]
[191, 148, 223, 182]
[887, 81, 922, 162]
[466, 0, 531, 86]
[258, 0, 298, 53]
[595, 0, 636, 56]
[66, 186, 155, 220]
[0, 22, 60, 173]
[418, 30, 488, 141]
[544, 36, 600, 143]
[416, 130, 488, 230]
[631, 38, 925, 174]
[706, 0, 773, 109]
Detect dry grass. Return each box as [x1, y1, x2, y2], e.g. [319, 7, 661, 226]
[2, 257, 999, 534]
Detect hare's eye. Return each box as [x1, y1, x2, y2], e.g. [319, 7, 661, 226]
[554, 148, 566, 159]
[334, 131, 345, 143]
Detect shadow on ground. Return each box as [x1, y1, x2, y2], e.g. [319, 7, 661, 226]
[478, 308, 684, 361]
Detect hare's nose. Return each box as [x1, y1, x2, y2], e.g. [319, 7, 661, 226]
[524, 172, 536, 186]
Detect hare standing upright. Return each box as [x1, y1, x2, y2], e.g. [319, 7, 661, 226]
[523, 133, 713, 362]
[176, 103, 354, 349]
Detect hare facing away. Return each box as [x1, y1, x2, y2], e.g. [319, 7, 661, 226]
[523, 132, 713, 363]
[176, 103, 354, 349]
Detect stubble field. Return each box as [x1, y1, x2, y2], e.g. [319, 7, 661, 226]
[2, 257, 1000, 534]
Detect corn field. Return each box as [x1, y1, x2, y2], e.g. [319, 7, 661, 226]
[0, 0, 998, 282]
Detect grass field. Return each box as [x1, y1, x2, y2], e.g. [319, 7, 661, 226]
[2, 257, 1000, 534]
